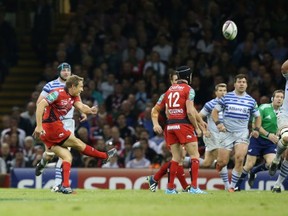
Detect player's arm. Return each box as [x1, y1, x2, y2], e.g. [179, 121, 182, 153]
[186, 100, 201, 136]
[211, 106, 226, 132]
[151, 104, 163, 134]
[33, 99, 49, 139]
[251, 115, 261, 138]
[74, 101, 98, 115]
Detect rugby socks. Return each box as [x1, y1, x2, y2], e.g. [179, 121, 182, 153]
[251, 163, 268, 174]
[167, 160, 178, 190]
[176, 165, 189, 190]
[190, 158, 199, 188]
[82, 145, 107, 159]
[154, 161, 170, 181]
[54, 159, 63, 186]
[275, 160, 288, 186]
[235, 168, 248, 189]
[276, 140, 287, 159]
[230, 169, 241, 189]
[219, 166, 230, 190]
[62, 161, 71, 187]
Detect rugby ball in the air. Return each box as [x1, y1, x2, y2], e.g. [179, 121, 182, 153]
[222, 20, 237, 40]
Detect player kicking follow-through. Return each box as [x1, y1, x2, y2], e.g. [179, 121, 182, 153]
[33, 75, 117, 194]
[35, 62, 87, 192]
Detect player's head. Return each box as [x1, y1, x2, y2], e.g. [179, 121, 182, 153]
[65, 75, 84, 96]
[175, 66, 192, 84]
[214, 83, 227, 98]
[271, 89, 284, 107]
[234, 74, 247, 94]
[57, 62, 71, 81]
[169, 70, 178, 85]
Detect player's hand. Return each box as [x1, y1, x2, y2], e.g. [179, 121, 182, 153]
[204, 130, 211, 138]
[251, 130, 259, 138]
[195, 128, 202, 137]
[268, 133, 279, 144]
[153, 125, 163, 134]
[90, 106, 98, 115]
[32, 126, 45, 139]
[80, 113, 88, 122]
[217, 123, 226, 132]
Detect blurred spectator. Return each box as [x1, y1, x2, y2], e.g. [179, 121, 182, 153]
[0, 142, 13, 172]
[105, 83, 127, 115]
[137, 106, 154, 138]
[0, 5, 18, 82]
[20, 101, 36, 128]
[152, 34, 172, 63]
[11, 106, 33, 136]
[0, 156, 6, 174]
[10, 149, 27, 169]
[0, 116, 26, 147]
[22, 136, 35, 167]
[143, 51, 167, 80]
[125, 143, 151, 168]
[106, 126, 125, 155]
[31, 0, 52, 64]
[116, 113, 135, 139]
[100, 73, 116, 100]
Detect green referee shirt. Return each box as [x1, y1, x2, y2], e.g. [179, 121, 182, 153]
[258, 103, 278, 139]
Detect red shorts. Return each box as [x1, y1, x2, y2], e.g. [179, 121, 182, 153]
[41, 121, 71, 148]
[165, 124, 198, 146]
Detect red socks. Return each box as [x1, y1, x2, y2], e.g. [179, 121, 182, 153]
[190, 158, 199, 188]
[167, 160, 179, 189]
[62, 161, 71, 187]
[154, 161, 170, 181]
[176, 165, 189, 189]
[82, 145, 107, 159]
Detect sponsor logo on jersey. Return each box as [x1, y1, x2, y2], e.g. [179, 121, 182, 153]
[59, 133, 64, 138]
[167, 125, 180, 130]
[168, 109, 184, 114]
[46, 91, 59, 103]
[170, 85, 185, 91]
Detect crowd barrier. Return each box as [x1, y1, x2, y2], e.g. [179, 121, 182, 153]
[0, 168, 285, 191]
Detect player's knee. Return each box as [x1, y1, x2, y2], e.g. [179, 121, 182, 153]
[44, 151, 54, 160]
[280, 128, 288, 146]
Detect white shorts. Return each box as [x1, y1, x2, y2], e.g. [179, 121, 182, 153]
[218, 129, 250, 150]
[62, 119, 75, 133]
[203, 131, 221, 151]
[277, 112, 288, 131]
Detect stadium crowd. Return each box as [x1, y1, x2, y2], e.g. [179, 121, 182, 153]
[1, 0, 288, 174]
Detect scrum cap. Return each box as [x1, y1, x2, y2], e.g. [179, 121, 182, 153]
[175, 66, 192, 84]
[57, 62, 71, 74]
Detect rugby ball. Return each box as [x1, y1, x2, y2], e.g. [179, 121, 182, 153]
[222, 20, 237, 40]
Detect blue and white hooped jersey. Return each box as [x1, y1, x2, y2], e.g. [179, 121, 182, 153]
[40, 78, 74, 119]
[214, 91, 260, 132]
[279, 73, 288, 115]
[200, 98, 223, 133]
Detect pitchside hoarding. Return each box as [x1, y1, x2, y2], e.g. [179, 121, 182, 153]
[10, 168, 286, 191]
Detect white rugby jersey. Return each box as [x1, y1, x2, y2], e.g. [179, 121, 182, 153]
[200, 98, 223, 133]
[214, 91, 260, 132]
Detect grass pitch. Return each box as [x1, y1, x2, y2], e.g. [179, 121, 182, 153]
[0, 189, 287, 216]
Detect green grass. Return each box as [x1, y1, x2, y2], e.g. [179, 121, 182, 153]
[0, 189, 287, 216]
